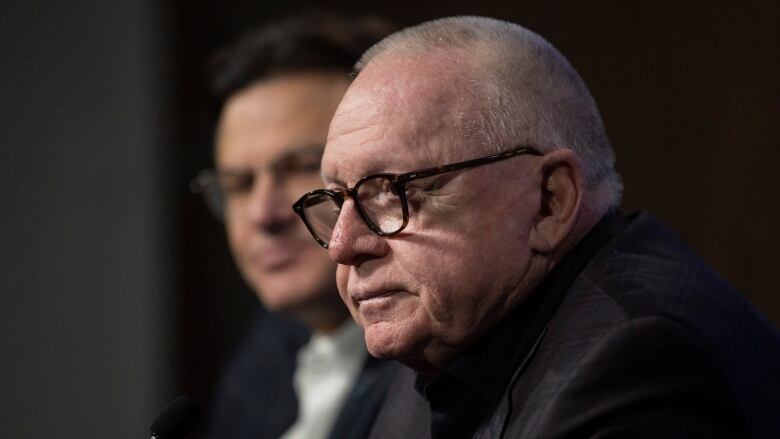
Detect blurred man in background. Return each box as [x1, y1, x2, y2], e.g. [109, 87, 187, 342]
[191, 13, 397, 439]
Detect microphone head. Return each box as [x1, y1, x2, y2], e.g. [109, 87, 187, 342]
[150, 395, 201, 439]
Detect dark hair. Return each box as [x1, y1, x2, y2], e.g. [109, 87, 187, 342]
[210, 12, 396, 109]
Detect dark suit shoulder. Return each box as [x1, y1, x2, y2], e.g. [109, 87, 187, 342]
[368, 365, 431, 439]
[203, 311, 308, 439]
[329, 357, 402, 439]
[581, 212, 765, 327]
[535, 212, 780, 437]
[502, 316, 747, 438]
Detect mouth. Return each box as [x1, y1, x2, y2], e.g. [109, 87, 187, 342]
[351, 289, 404, 304]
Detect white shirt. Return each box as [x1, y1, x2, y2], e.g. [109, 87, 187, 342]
[280, 320, 367, 439]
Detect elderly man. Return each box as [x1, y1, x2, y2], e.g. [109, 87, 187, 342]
[192, 14, 397, 439]
[292, 16, 780, 438]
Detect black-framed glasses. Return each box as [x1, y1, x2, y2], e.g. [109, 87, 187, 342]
[292, 146, 543, 248]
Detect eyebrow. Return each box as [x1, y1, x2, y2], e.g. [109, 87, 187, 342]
[321, 161, 391, 188]
[321, 172, 346, 188]
[219, 143, 324, 171]
[322, 157, 424, 189]
[275, 143, 325, 161]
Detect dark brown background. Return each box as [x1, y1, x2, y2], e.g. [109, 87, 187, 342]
[0, 0, 780, 438]
[170, 0, 779, 421]
[5, 1, 774, 435]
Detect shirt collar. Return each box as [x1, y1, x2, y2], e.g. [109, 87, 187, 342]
[296, 318, 366, 375]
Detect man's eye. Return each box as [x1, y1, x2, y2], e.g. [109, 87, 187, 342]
[219, 173, 254, 194]
[407, 180, 438, 198]
[405, 175, 457, 212]
[382, 179, 399, 195]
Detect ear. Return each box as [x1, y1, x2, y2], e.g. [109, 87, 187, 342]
[529, 149, 584, 254]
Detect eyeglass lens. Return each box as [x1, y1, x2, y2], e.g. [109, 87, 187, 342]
[301, 175, 406, 245]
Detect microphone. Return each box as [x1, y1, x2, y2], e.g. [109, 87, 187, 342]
[150, 395, 201, 439]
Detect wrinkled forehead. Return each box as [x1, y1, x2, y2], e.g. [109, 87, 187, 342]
[322, 53, 482, 186]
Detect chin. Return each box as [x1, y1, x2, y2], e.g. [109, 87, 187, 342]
[251, 267, 335, 311]
[259, 286, 317, 311]
[362, 319, 419, 361]
[251, 275, 307, 308]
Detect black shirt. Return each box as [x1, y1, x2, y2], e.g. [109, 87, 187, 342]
[414, 211, 626, 439]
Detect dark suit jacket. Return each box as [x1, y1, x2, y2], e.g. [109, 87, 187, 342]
[371, 211, 780, 438]
[204, 310, 398, 439]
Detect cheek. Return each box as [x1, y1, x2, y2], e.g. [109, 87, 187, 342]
[337, 265, 371, 330]
[335, 265, 348, 291]
[298, 245, 337, 280]
[393, 238, 463, 325]
[418, 254, 479, 327]
[336, 265, 352, 305]
[396, 222, 531, 331]
[225, 214, 250, 260]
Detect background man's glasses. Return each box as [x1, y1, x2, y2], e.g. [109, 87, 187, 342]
[190, 169, 227, 219]
[190, 145, 323, 220]
[293, 146, 542, 248]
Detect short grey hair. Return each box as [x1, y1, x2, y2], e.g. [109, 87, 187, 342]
[355, 16, 622, 207]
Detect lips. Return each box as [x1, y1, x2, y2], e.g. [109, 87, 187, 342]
[348, 281, 411, 305]
[352, 289, 402, 303]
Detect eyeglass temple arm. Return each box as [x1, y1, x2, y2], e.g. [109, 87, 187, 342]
[400, 147, 542, 183]
[190, 170, 217, 194]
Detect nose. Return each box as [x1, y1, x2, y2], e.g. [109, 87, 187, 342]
[245, 173, 296, 232]
[328, 199, 388, 266]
